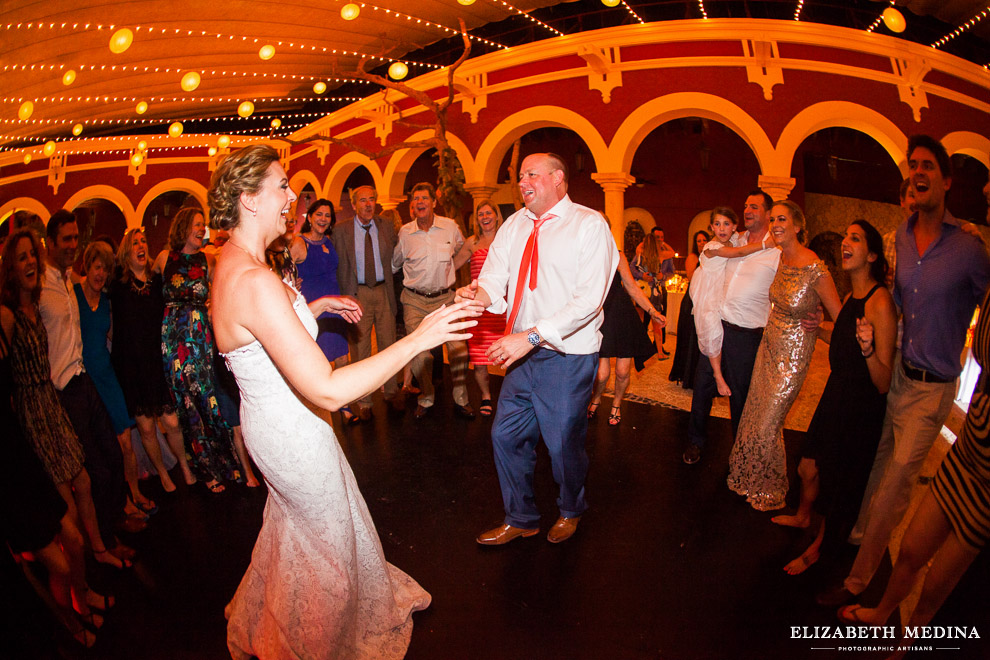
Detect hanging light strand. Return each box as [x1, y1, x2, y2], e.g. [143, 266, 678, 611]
[697, 2, 709, 20]
[487, 0, 563, 37]
[0, 110, 352, 128]
[619, 2, 646, 25]
[2, 94, 365, 104]
[931, 6, 990, 49]
[2, 62, 377, 85]
[793, 1, 805, 22]
[866, 0, 896, 33]
[358, 3, 510, 48]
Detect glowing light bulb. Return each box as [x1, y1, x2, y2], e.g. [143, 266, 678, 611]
[388, 61, 408, 80]
[217, 135, 231, 149]
[341, 4, 360, 20]
[259, 44, 275, 60]
[137, 140, 148, 151]
[270, 118, 282, 128]
[109, 28, 133, 54]
[43, 141, 56, 157]
[18, 101, 33, 120]
[313, 81, 327, 94]
[237, 101, 254, 117]
[23, 154, 32, 165]
[168, 121, 183, 137]
[62, 69, 76, 86]
[458, 0, 476, 4]
[180, 71, 201, 92]
[882, 7, 906, 33]
[72, 123, 83, 136]
[130, 152, 144, 167]
[136, 101, 148, 114]
[208, 146, 218, 156]
[601, 0, 621, 6]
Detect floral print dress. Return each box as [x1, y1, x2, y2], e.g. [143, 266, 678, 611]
[162, 250, 241, 484]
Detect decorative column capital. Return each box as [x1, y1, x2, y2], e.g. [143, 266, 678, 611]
[377, 197, 405, 212]
[591, 172, 635, 192]
[462, 182, 500, 201]
[758, 175, 796, 202]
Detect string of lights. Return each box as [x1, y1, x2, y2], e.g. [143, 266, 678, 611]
[2, 20, 442, 71]
[487, 0, 564, 37]
[793, 0, 805, 22]
[0, 111, 342, 127]
[931, 6, 989, 48]
[697, 2, 709, 21]
[865, 1, 896, 33]
[618, 2, 646, 25]
[2, 61, 378, 85]
[2, 95, 363, 104]
[355, 3, 509, 49]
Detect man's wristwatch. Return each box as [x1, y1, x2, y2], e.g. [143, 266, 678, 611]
[527, 330, 542, 347]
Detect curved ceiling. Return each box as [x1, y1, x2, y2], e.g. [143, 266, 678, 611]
[2, 0, 989, 148]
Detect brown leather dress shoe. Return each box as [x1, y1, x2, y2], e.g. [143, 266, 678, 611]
[413, 404, 432, 420]
[476, 523, 540, 545]
[387, 395, 405, 413]
[547, 516, 581, 543]
[358, 406, 373, 421]
[453, 403, 475, 420]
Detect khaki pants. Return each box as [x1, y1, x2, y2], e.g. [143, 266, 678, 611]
[401, 288, 469, 408]
[350, 284, 397, 407]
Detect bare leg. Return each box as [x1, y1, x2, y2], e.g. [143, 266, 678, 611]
[162, 410, 196, 485]
[589, 357, 611, 416]
[62, 470, 122, 569]
[136, 414, 176, 492]
[710, 352, 731, 396]
[773, 458, 819, 528]
[473, 365, 491, 401]
[117, 428, 154, 510]
[231, 425, 260, 487]
[608, 358, 632, 424]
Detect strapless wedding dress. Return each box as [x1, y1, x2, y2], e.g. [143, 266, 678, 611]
[223, 291, 430, 659]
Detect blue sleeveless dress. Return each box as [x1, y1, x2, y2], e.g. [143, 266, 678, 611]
[296, 235, 349, 362]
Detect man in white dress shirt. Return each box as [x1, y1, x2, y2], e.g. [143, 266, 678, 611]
[683, 190, 781, 465]
[457, 153, 618, 545]
[392, 182, 474, 420]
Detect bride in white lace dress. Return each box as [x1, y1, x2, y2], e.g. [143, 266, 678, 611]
[208, 145, 478, 660]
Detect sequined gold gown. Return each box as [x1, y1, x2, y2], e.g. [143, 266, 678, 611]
[727, 259, 828, 511]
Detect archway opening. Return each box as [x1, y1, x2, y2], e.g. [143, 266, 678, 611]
[948, 153, 989, 225]
[341, 166, 376, 222]
[626, 117, 760, 258]
[141, 191, 203, 255]
[67, 199, 127, 273]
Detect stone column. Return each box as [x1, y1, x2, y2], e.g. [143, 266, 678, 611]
[758, 175, 796, 203]
[377, 197, 405, 212]
[590, 172, 635, 246]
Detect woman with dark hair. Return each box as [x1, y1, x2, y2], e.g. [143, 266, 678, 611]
[668, 229, 710, 387]
[290, 198, 356, 423]
[209, 144, 475, 659]
[111, 227, 186, 491]
[1, 230, 127, 570]
[772, 220, 896, 573]
[727, 200, 843, 511]
[152, 208, 245, 493]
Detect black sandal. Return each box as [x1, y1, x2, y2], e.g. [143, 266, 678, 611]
[479, 399, 493, 416]
[587, 402, 599, 420]
[608, 406, 621, 426]
[93, 549, 132, 570]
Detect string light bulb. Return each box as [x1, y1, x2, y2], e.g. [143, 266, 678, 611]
[137, 140, 148, 151]
[388, 61, 408, 80]
[217, 135, 231, 149]
[313, 81, 327, 94]
[43, 140, 56, 156]
[180, 71, 201, 92]
[18, 101, 33, 120]
[109, 28, 133, 54]
[208, 146, 218, 156]
[237, 101, 254, 117]
[72, 123, 83, 136]
[601, 0, 621, 6]
[457, 0, 476, 4]
[23, 154, 32, 165]
[136, 101, 148, 114]
[259, 44, 275, 60]
[62, 69, 76, 86]
[883, 7, 906, 33]
[270, 118, 281, 128]
[341, 4, 360, 20]
[130, 152, 143, 167]
[168, 121, 183, 137]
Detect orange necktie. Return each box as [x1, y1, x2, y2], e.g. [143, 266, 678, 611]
[504, 213, 554, 334]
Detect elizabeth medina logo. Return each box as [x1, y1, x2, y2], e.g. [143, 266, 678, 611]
[790, 625, 981, 653]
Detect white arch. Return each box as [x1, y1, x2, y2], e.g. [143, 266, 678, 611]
[776, 102, 909, 176]
[63, 185, 137, 226]
[381, 131, 476, 202]
[942, 131, 990, 169]
[0, 197, 51, 226]
[288, 169, 323, 197]
[609, 93, 775, 175]
[474, 106, 609, 184]
[135, 178, 208, 228]
[324, 152, 384, 208]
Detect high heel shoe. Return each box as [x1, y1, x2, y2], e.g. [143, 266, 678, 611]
[587, 402, 599, 420]
[608, 406, 622, 426]
[93, 548, 132, 570]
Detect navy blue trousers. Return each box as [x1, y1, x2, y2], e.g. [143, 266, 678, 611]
[491, 349, 597, 528]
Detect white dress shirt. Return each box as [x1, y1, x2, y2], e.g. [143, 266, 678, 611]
[478, 195, 618, 354]
[720, 230, 781, 329]
[392, 215, 464, 292]
[40, 265, 84, 390]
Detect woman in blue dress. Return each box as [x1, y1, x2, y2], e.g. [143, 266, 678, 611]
[290, 198, 357, 423]
[75, 241, 156, 515]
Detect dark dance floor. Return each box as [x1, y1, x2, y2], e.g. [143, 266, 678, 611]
[4, 372, 988, 660]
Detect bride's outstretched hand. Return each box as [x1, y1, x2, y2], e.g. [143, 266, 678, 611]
[310, 296, 363, 324]
[411, 301, 480, 351]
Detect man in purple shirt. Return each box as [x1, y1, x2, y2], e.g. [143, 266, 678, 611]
[818, 134, 990, 607]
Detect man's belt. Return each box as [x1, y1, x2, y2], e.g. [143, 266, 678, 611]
[360, 280, 385, 288]
[405, 286, 452, 299]
[901, 360, 952, 384]
[721, 320, 764, 335]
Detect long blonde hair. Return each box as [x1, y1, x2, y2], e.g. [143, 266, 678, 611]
[640, 234, 661, 273]
[473, 200, 503, 237]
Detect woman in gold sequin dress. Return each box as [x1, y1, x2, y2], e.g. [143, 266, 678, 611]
[726, 201, 842, 511]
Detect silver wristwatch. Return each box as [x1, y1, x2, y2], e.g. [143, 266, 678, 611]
[527, 330, 542, 347]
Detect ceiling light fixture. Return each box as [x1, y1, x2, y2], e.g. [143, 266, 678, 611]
[108, 27, 133, 53]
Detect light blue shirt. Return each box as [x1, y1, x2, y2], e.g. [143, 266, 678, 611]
[354, 217, 384, 284]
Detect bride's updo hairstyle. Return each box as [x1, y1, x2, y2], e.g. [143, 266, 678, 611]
[208, 144, 280, 231]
